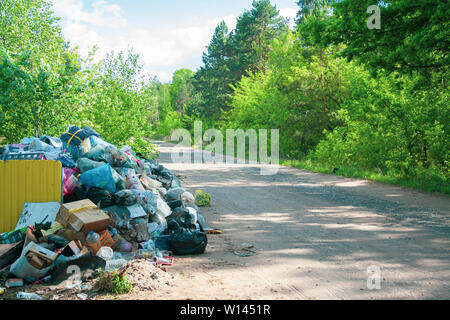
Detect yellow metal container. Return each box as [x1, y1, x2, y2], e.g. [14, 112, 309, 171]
[0, 160, 62, 233]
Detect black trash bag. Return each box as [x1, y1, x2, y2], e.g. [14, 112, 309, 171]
[74, 185, 115, 208]
[51, 256, 106, 285]
[167, 199, 183, 210]
[166, 192, 184, 210]
[47, 234, 70, 248]
[165, 191, 181, 202]
[168, 219, 207, 255]
[169, 207, 192, 228]
[156, 169, 173, 189]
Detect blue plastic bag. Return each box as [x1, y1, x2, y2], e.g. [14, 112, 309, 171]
[57, 154, 77, 168]
[89, 135, 117, 150]
[80, 163, 116, 193]
[62, 143, 82, 161]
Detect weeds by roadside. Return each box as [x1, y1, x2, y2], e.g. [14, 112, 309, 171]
[95, 268, 133, 295]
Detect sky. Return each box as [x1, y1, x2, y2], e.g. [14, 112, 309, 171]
[50, 0, 299, 82]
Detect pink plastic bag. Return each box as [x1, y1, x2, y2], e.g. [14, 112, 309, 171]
[63, 168, 80, 197]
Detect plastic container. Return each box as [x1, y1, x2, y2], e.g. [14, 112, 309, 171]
[86, 231, 115, 255]
[96, 247, 114, 260]
[152, 235, 170, 251]
[5, 278, 23, 288]
[126, 168, 145, 191]
[136, 248, 155, 260]
[17, 292, 42, 300]
[104, 259, 128, 272]
[86, 231, 100, 245]
[154, 255, 174, 266]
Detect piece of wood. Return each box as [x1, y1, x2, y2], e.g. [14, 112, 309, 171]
[0, 240, 24, 269]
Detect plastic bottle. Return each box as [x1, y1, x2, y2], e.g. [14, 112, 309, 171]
[104, 259, 128, 272]
[17, 292, 43, 300]
[86, 231, 100, 245]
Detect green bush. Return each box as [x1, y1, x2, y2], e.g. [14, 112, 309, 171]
[97, 268, 133, 295]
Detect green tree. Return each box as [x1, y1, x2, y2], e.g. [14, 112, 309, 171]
[295, 0, 331, 26]
[0, 48, 81, 142]
[0, 0, 69, 69]
[169, 68, 195, 114]
[308, 0, 449, 80]
[230, 0, 288, 75]
[193, 0, 288, 119]
[193, 21, 232, 118]
[80, 49, 157, 156]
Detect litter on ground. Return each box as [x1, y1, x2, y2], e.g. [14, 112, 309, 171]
[0, 125, 220, 299]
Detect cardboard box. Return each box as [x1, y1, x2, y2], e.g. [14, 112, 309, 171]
[26, 252, 46, 269]
[56, 199, 110, 235]
[61, 240, 88, 257]
[25, 243, 59, 270]
[9, 242, 55, 282]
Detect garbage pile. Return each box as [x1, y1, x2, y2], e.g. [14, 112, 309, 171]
[0, 125, 217, 299]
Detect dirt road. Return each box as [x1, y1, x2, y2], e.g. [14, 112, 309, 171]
[136, 141, 450, 300]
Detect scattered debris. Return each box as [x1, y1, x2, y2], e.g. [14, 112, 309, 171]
[5, 278, 23, 288]
[232, 243, 256, 257]
[77, 293, 88, 300]
[0, 125, 222, 300]
[233, 251, 252, 257]
[122, 259, 175, 292]
[16, 291, 42, 300]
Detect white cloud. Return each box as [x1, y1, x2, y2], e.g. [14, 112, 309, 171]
[52, 1, 237, 82]
[279, 7, 298, 29]
[50, 1, 298, 83]
[129, 15, 237, 81]
[51, 0, 127, 28]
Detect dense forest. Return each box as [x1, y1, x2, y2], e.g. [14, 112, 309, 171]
[0, 0, 448, 193]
